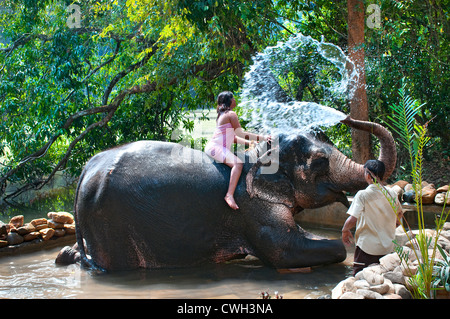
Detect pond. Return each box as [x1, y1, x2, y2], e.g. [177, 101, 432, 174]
[0, 230, 353, 299]
[0, 186, 354, 299]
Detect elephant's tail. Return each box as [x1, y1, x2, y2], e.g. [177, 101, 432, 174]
[74, 168, 106, 273]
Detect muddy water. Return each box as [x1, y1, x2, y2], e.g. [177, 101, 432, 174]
[0, 229, 354, 299]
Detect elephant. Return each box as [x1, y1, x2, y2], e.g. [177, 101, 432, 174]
[56, 116, 396, 271]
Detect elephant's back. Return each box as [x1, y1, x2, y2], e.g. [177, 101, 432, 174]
[75, 140, 240, 269]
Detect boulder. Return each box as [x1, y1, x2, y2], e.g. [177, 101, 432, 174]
[369, 282, 390, 295]
[421, 184, 437, 204]
[30, 218, 48, 227]
[48, 220, 65, 229]
[0, 221, 7, 240]
[383, 267, 405, 285]
[384, 293, 402, 299]
[394, 284, 412, 299]
[9, 215, 24, 228]
[16, 223, 36, 235]
[362, 266, 385, 286]
[0, 239, 8, 248]
[64, 223, 76, 234]
[48, 212, 74, 224]
[356, 289, 384, 299]
[34, 223, 49, 231]
[39, 228, 55, 241]
[54, 229, 66, 237]
[354, 280, 370, 290]
[379, 253, 401, 272]
[23, 231, 40, 241]
[340, 292, 364, 299]
[435, 192, 450, 206]
[390, 185, 404, 201]
[403, 190, 416, 203]
[393, 180, 409, 189]
[7, 232, 24, 245]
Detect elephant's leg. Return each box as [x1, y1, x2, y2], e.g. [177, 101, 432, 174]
[245, 204, 346, 268]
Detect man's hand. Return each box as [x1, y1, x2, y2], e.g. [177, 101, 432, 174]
[342, 229, 354, 246]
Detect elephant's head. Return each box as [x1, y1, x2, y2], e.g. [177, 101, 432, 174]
[246, 116, 396, 211]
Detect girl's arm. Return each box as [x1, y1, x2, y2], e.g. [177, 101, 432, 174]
[228, 111, 269, 142]
[234, 135, 252, 146]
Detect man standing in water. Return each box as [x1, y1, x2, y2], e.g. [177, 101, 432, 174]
[341, 160, 403, 275]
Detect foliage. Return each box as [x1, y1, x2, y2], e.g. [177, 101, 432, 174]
[433, 244, 450, 294]
[0, 0, 448, 204]
[293, 0, 449, 165]
[381, 85, 450, 299]
[0, 0, 285, 203]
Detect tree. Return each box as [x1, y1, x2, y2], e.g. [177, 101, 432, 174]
[347, 0, 370, 164]
[0, 0, 285, 203]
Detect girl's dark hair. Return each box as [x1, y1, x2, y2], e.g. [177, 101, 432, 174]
[364, 159, 385, 180]
[216, 91, 234, 121]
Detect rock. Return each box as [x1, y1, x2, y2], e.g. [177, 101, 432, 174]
[383, 267, 406, 285]
[422, 184, 437, 204]
[340, 292, 364, 299]
[39, 228, 55, 241]
[437, 235, 450, 253]
[444, 222, 450, 231]
[48, 212, 74, 224]
[0, 221, 7, 240]
[23, 231, 40, 241]
[437, 185, 449, 193]
[390, 185, 404, 201]
[356, 288, 384, 299]
[64, 223, 76, 234]
[54, 229, 66, 237]
[34, 223, 49, 231]
[7, 232, 24, 245]
[331, 276, 356, 299]
[440, 230, 450, 241]
[394, 284, 412, 299]
[9, 215, 24, 228]
[30, 218, 48, 227]
[405, 184, 414, 192]
[384, 293, 402, 299]
[369, 282, 390, 295]
[362, 266, 385, 286]
[354, 279, 370, 290]
[384, 278, 395, 294]
[393, 180, 409, 189]
[16, 223, 36, 235]
[403, 190, 416, 203]
[379, 253, 401, 272]
[435, 192, 450, 206]
[0, 239, 8, 247]
[48, 219, 65, 229]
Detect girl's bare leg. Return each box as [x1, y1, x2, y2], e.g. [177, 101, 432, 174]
[224, 154, 243, 210]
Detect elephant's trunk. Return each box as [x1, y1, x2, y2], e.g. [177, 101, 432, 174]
[330, 116, 397, 192]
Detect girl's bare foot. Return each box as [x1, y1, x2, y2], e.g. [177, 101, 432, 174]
[225, 194, 239, 210]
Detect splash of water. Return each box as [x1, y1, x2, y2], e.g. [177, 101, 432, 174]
[240, 33, 358, 137]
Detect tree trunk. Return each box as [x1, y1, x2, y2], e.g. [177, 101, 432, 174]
[347, 0, 371, 164]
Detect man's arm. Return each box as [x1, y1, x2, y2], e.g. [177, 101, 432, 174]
[342, 215, 357, 246]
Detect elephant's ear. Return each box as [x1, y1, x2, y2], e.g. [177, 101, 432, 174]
[246, 160, 296, 209]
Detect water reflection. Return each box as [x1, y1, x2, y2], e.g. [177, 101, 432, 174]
[0, 232, 354, 299]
